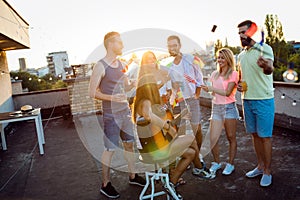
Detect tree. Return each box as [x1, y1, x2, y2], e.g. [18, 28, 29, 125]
[264, 14, 300, 82]
[264, 14, 289, 68]
[10, 71, 67, 92]
[214, 39, 223, 53]
[52, 80, 67, 89]
[10, 71, 44, 91]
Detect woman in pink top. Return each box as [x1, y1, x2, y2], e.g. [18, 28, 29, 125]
[202, 48, 239, 178]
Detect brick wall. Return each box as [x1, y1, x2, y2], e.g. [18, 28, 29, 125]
[65, 77, 101, 115]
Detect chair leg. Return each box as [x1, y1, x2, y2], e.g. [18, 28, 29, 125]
[162, 175, 181, 200]
[139, 172, 151, 200]
[139, 171, 167, 200]
[139, 169, 181, 200]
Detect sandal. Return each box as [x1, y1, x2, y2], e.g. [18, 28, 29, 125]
[175, 177, 186, 187]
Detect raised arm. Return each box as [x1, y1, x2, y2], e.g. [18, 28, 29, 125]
[257, 57, 274, 75]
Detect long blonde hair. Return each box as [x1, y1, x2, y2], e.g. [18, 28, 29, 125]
[140, 51, 160, 70]
[213, 48, 236, 80]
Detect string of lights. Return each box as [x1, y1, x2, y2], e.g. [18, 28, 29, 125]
[276, 87, 298, 106]
[0, 70, 10, 75]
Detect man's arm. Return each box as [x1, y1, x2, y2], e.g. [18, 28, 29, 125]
[89, 62, 111, 101]
[257, 57, 274, 75]
[192, 56, 204, 98]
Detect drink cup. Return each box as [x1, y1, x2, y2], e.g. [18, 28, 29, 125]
[206, 81, 212, 94]
[240, 80, 248, 91]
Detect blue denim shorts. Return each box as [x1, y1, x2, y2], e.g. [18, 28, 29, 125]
[243, 98, 275, 138]
[173, 98, 201, 126]
[102, 109, 134, 151]
[211, 102, 239, 121]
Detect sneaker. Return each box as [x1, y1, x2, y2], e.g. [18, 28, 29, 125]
[209, 162, 222, 173]
[222, 163, 235, 175]
[100, 182, 120, 199]
[260, 174, 272, 187]
[192, 167, 214, 179]
[163, 182, 183, 200]
[245, 167, 263, 178]
[129, 174, 146, 186]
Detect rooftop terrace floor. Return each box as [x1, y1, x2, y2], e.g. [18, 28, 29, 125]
[0, 106, 299, 200]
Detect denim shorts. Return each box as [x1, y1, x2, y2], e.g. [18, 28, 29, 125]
[211, 102, 239, 121]
[243, 98, 275, 138]
[173, 98, 201, 126]
[102, 109, 134, 151]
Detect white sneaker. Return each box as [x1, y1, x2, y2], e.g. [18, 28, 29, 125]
[209, 162, 222, 173]
[222, 163, 235, 175]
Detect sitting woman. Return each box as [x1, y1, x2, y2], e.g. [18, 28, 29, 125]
[132, 51, 211, 198]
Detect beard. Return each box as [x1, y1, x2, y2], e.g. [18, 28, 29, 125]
[169, 50, 178, 57]
[240, 37, 252, 47]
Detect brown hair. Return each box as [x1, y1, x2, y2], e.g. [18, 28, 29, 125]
[237, 20, 253, 28]
[132, 70, 161, 123]
[167, 35, 181, 45]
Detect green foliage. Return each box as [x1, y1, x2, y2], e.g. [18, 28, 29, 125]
[10, 71, 67, 91]
[273, 65, 286, 82]
[227, 46, 242, 55]
[264, 14, 299, 82]
[214, 40, 242, 55]
[52, 80, 67, 89]
[41, 73, 59, 84]
[216, 14, 299, 82]
[214, 39, 223, 53]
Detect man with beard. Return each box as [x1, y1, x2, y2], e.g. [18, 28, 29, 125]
[167, 35, 213, 179]
[89, 32, 145, 199]
[237, 20, 275, 187]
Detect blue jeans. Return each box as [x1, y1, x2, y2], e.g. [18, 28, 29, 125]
[211, 102, 239, 121]
[173, 98, 201, 126]
[102, 109, 134, 151]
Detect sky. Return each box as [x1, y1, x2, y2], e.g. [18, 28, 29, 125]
[5, 0, 300, 71]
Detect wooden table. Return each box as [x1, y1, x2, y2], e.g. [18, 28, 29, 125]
[0, 108, 45, 155]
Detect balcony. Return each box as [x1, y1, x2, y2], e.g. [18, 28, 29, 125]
[0, 0, 30, 51]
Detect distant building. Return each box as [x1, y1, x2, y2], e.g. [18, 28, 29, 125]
[46, 51, 70, 79]
[19, 57, 27, 71]
[36, 66, 49, 77]
[288, 41, 300, 51]
[293, 42, 300, 50]
[27, 68, 38, 76]
[70, 63, 95, 78]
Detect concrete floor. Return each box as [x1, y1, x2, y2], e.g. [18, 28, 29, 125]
[0, 106, 299, 200]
